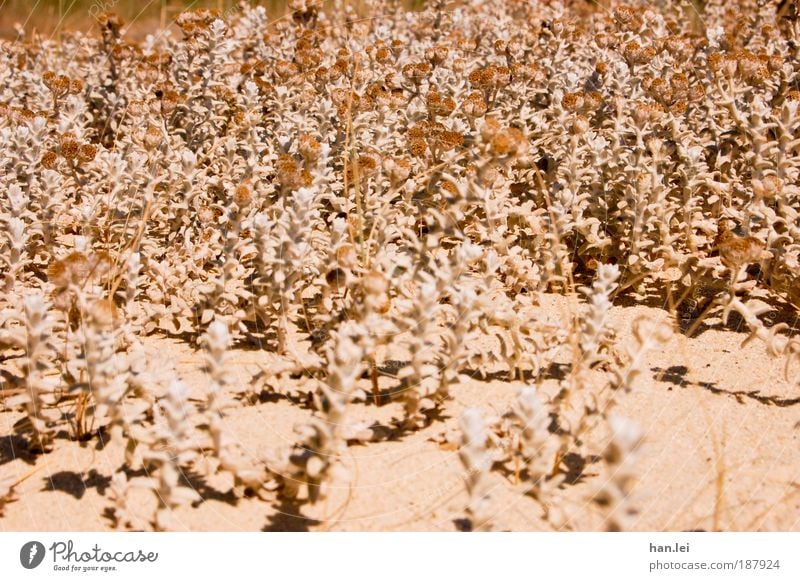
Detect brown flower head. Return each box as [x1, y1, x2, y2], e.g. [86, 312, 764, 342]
[78, 144, 97, 164]
[41, 151, 59, 170]
[60, 135, 80, 160]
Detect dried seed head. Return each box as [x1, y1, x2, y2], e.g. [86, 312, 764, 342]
[562, 91, 584, 111]
[53, 75, 71, 95]
[78, 144, 97, 163]
[60, 136, 80, 161]
[649, 78, 672, 105]
[41, 151, 59, 170]
[467, 68, 482, 87]
[409, 138, 427, 157]
[426, 88, 456, 117]
[622, 41, 654, 66]
[357, 154, 379, 177]
[614, 5, 637, 28]
[462, 91, 488, 118]
[144, 126, 162, 150]
[632, 103, 664, 125]
[233, 184, 252, 208]
[42, 71, 56, 89]
[374, 44, 391, 63]
[435, 130, 465, 152]
[571, 115, 590, 135]
[670, 73, 689, 99]
[408, 123, 427, 141]
[402, 62, 431, 84]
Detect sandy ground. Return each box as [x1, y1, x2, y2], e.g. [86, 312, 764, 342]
[1, 294, 799, 532]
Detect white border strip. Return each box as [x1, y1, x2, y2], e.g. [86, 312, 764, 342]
[1, 532, 797, 580]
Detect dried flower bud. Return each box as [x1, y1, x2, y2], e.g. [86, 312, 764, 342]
[374, 44, 391, 63]
[614, 6, 637, 29]
[462, 91, 487, 118]
[562, 91, 584, 111]
[356, 154, 379, 178]
[650, 78, 672, 105]
[78, 144, 97, 163]
[622, 41, 653, 66]
[54, 75, 71, 95]
[60, 137, 80, 161]
[233, 184, 252, 208]
[144, 126, 162, 150]
[41, 151, 59, 170]
[426, 89, 456, 117]
[632, 103, 664, 125]
[409, 138, 427, 157]
[437, 130, 464, 152]
[42, 71, 56, 89]
[402, 62, 431, 84]
[571, 115, 590, 135]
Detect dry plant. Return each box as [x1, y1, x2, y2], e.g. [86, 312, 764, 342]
[0, 0, 798, 531]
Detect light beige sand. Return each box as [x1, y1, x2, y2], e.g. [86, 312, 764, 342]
[1, 295, 799, 532]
